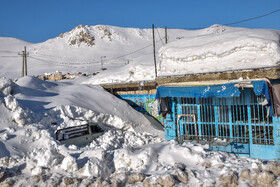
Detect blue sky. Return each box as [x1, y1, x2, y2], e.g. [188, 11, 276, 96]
[0, 0, 280, 43]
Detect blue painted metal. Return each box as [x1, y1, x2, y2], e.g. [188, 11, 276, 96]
[116, 86, 279, 160]
[117, 94, 163, 122]
[210, 143, 250, 156]
[117, 94, 155, 112]
[274, 117, 280, 161]
[164, 88, 278, 160]
[156, 83, 241, 99]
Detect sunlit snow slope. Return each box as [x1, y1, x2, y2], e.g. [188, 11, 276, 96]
[158, 25, 280, 76]
[1, 25, 280, 84]
[0, 25, 188, 82]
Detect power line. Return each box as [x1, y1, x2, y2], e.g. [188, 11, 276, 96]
[156, 27, 165, 45]
[102, 44, 152, 62]
[224, 8, 280, 26]
[32, 52, 100, 64]
[104, 38, 163, 62]
[1, 56, 18, 58]
[179, 8, 280, 30]
[29, 55, 130, 69]
[33, 38, 163, 66]
[29, 56, 94, 68]
[31, 40, 160, 64]
[0, 50, 18, 53]
[2, 32, 163, 68]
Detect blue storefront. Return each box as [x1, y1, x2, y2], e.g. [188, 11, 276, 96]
[155, 80, 280, 160]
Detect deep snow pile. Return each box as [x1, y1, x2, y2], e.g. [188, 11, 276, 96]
[1, 77, 280, 186]
[11, 76, 163, 134]
[158, 25, 280, 76]
[0, 76, 163, 153]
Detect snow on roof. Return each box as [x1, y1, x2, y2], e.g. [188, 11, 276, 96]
[158, 25, 280, 77]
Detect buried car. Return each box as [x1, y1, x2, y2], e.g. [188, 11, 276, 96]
[55, 122, 104, 146]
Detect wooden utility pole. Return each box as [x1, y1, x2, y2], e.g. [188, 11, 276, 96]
[24, 46, 27, 76]
[19, 46, 28, 77]
[21, 50, 24, 77]
[165, 26, 168, 44]
[152, 24, 157, 78]
[100, 56, 106, 70]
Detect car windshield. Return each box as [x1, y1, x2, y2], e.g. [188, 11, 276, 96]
[90, 125, 103, 133]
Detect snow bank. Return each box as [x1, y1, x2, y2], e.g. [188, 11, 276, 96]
[159, 25, 280, 76]
[11, 76, 163, 136]
[89, 129, 161, 150]
[0, 77, 39, 126]
[0, 76, 167, 185]
[83, 63, 155, 85]
[0, 78, 13, 96]
[2, 134, 280, 187]
[4, 95, 40, 126]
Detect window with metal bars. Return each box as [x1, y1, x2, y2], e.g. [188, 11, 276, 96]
[176, 88, 274, 145]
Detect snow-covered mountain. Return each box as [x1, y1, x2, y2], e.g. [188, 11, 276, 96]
[0, 25, 189, 82]
[1, 24, 280, 84]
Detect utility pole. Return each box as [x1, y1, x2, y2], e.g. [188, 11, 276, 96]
[165, 26, 168, 44]
[24, 46, 27, 76]
[100, 56, 106, 70]
[152, 24, 157, 78]
[18, 46, 28, 77]
[21, 50, 24, 77]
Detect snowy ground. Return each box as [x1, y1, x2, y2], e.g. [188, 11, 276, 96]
[1, 77, 280, 187]
[1, 25, 280, 186]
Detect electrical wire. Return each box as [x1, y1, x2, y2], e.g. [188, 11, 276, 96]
[30, 39, 161, 64]
[32, 52, 100, 64]
[103, 38, 163, 62]
[156, 28, 165, 45]
[2, 8, 280, 65]
[3, 33, 163, 67]
[224, 8, 280, 26]
[1, 56, 19, 58]
[29, 56, 94, 68]
[29, 55, 131, 69]
[0, 51, 18, 53]
[178, 8, 280, 30]
[30, 38, 163, 67]
[103, 44, 152, 62]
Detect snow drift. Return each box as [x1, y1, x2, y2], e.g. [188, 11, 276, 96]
[9, 76, 163, 135]
[158, 25, 280, 76]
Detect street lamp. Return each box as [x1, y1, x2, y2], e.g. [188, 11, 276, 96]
[100, 56, 106, 69]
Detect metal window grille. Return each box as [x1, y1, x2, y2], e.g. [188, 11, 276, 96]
[176, 88, 274, 146]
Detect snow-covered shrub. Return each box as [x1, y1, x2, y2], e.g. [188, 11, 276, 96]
[0, 78, 13, 96]
[61, 155, 78, 172]
[4, 95, 39, 126]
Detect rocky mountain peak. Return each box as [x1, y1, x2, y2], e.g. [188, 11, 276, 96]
[59, 24, 95, 47]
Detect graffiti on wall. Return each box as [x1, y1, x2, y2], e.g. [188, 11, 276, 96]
[145, 99, 163, 121]
[119, 95, 163, 122]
